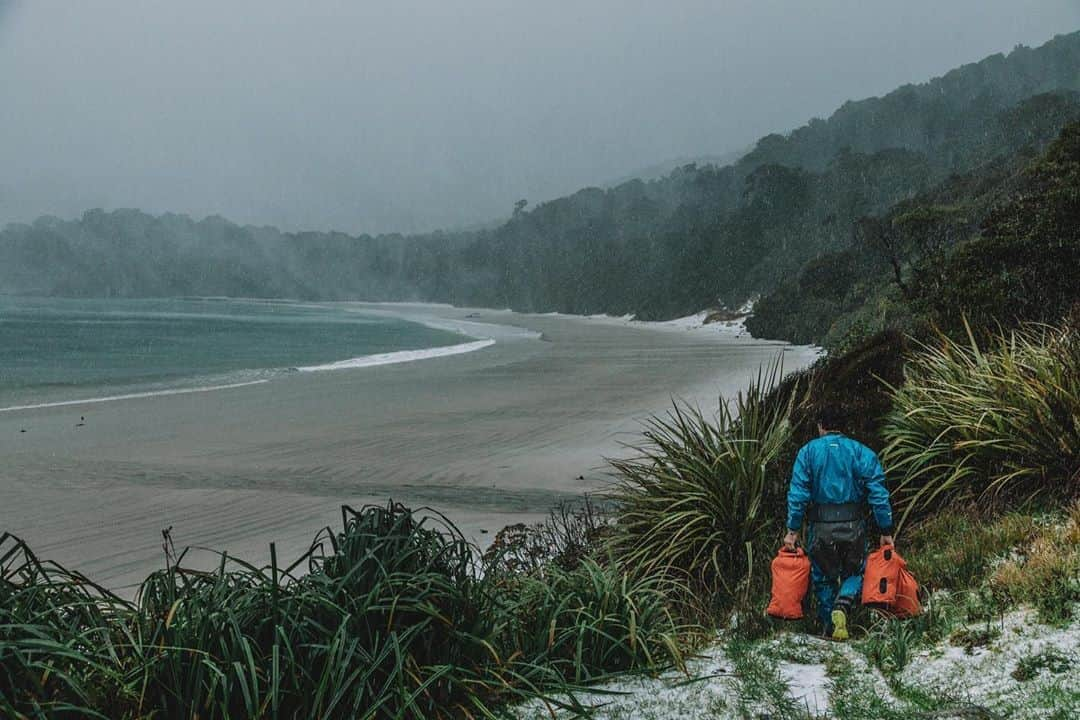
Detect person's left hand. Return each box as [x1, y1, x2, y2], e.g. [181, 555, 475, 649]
[880, 535, 895, 547]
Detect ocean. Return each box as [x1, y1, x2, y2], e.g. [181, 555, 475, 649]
[0, 297, 479, 411]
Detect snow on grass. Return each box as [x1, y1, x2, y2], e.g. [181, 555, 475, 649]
[779, 660, 830, 717]
[511, 610, 1077, 719]
[898, 607, 1080, 718]
[767, 632, 899, 718]
[510, 640, 742, 719]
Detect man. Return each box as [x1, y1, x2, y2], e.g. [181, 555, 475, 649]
[783, 404, 894, 640]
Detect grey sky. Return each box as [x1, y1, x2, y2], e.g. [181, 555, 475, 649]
[2, 1, 1077, 234]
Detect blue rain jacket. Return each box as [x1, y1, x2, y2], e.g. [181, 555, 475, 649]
[786, 433, 894, 533]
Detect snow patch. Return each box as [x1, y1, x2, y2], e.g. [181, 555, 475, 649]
[899, 607, 1080, 718]
[511, 641, 741, 719]
[779, 661, 830, 717]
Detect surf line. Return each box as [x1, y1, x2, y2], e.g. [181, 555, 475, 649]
[297, 338, 496, 372]
[0, 379, 272, 414]
[0, 340, 496, 414]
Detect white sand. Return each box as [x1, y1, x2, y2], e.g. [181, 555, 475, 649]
[0, 303, 817, 593]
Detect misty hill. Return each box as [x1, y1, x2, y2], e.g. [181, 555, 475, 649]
[747, 113, 1080, 352]
[601, 148, 749, 186]
[3, 32, 1080, 319]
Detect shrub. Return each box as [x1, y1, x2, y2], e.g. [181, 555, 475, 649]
[483, 496, 613, 575]
[1, 502, 692, 718]
[608, 362, 799, 614]
[883, 321, 1080, 525]
[134, 503, 508, 719]
[502, 559, 690, 684]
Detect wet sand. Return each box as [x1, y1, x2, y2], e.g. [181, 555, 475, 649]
[0, 304, 817, 593]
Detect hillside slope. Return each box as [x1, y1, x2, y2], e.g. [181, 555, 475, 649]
[3, 32, 1079, 321]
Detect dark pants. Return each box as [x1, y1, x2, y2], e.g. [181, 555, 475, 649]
[807, 519, 867, 629]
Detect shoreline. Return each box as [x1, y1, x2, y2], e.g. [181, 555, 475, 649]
[0, 302, 818, 592]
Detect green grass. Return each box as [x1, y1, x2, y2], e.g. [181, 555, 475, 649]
[883, 321, 1080, 526]
[0, 534, 136, 718]
[988, 502, 1080, 624]
[725, 637, 809, 719]
[1011, 648, 1072, 682]
[608, 361, 801, 616]
[903, 511, 1039, 591]
[2, 502, 690, 719]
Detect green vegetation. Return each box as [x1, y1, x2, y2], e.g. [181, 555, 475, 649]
[750, 101, 1080, 354]
[0, 537, 134, 717]
[1, 504, 687, 718]
[1012, 649, 1072, 682]
[883, 323, 1080, 525]
[608, 363, 799, 616]
[989, 502, 1080, 624]
[901, 512, 1038, 591]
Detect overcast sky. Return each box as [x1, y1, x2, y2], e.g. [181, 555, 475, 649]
[2, 1, 1078, 234]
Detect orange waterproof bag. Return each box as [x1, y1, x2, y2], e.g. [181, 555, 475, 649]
[862, 545, 901, 605]
[767, 547, 811, 619]
[863, 546, 921, 617]
[893, 566, 921, 617]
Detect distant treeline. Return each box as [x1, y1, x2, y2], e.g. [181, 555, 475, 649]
[3, 32, 1080, 322]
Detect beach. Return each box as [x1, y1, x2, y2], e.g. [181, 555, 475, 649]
[0, 303, 817, 593]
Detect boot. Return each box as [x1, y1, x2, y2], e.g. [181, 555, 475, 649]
[831, 596, 853, 641]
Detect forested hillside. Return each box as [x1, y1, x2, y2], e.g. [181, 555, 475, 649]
[3, 32, 1079, 320]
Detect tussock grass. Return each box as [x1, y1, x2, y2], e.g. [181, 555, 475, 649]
[608, 362, 800, 615]
[2, 502, 689, 719]
[0, 534, 135, 718]
[504, 558, 692, 684]
[884, 321, 1080, 525]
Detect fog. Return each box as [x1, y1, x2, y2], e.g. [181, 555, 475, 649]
[2, 1, 1077, 234]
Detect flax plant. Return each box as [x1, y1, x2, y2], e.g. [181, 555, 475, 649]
[608, 361, 800, 613]
[884, 321, 1080, 526]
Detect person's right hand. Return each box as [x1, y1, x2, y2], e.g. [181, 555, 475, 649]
[880, 535, 895, 547]
[783, 530, 799, 551]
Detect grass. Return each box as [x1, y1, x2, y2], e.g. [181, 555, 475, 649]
[902, 511, 1039, 591]
[989, 501, 1080, 624]
[608, 361, 800, 616]
[1, 502, 690, 719]
[883, 321, 1080, 526]
[0, 534, 135, 718]
[1011, 648, 1072, 682]
[725, 637, 808, 719]
[499, 558, 692, 684]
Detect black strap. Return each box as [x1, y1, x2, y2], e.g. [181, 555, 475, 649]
[807, 502, 864, 523]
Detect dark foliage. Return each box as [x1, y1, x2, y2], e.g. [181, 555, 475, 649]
[1, 503, 687, 719]
[750, 97, 1080, 351]
[915, 121, 1080, 337]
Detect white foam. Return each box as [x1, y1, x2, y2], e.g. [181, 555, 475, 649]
[0, 379, 271, 413]
[297, 339, 496, 372]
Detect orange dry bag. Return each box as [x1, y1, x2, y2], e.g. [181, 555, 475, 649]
[863, 545, 921, 617]
[862, 545, 901, 606]
[767, 547, 811, 619]
[893, 566, 921, 618]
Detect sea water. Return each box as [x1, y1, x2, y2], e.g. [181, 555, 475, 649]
[0, 297, 477, 411]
